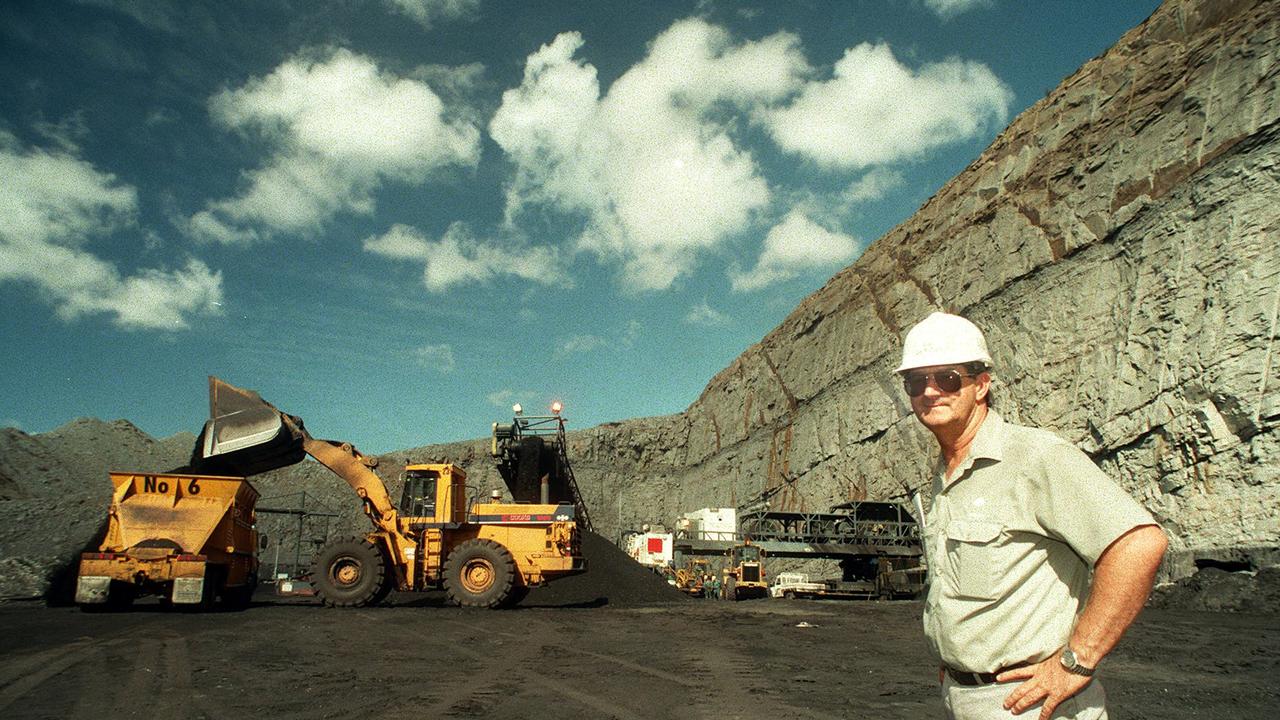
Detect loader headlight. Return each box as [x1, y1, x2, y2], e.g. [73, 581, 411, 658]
[513, 403, 523, 415]
[551, 400, 563, 414]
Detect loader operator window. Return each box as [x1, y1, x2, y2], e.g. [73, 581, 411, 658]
[400, 472, 437, 519]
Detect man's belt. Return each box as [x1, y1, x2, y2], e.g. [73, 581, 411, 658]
[945, 662, 1030, 686]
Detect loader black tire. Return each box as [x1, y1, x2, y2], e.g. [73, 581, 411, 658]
[311, 537, 387, 608]
[723, 575, 738, 602]
[443, 539, 515, 608]
[499, 583, 530, 609]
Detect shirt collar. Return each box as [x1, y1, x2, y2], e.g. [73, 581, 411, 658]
[936, 409, 1006, 488]
[969, 409, 1005, 463]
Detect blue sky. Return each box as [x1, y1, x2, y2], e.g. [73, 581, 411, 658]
[0, 0, 1160, 454]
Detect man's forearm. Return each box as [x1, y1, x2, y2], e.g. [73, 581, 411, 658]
[1069, 524, 1168, 668]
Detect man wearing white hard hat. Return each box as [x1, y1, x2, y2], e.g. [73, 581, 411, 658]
[899, 312, 1167, 720]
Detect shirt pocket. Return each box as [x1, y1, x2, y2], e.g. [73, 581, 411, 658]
[944, 519, 1005, 600]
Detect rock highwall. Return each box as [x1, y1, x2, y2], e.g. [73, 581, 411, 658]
[557, 0, 1280, 579]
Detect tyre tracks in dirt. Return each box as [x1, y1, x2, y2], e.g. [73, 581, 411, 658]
[423, 608, 843, 720]
[0, 618, 214, 720]
[0, 636, 130, 716]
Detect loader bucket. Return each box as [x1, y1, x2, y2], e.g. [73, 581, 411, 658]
[190, 376, 306, 476]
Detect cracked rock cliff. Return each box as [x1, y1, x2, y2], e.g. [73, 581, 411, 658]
[542, 0, 1280, 579]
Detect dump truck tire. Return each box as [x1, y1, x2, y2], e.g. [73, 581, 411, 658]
[311, 538, 387, 608]
[220, 572, 256, 610]
[443, 539, 515, 608]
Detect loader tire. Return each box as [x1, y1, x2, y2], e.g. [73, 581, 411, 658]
[723, 575, 738, 602]
[443, 539, 515, 608]
[311, 537, 387, 608]
[368, 571, 395, 607]
[499, 583, 530, 609]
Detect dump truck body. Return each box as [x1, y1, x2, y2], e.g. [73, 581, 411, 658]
[76, 472, 259, 609]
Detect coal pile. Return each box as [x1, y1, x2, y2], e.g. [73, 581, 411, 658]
[1148, 566, 1280, 613]
[521, 530, 690, 608]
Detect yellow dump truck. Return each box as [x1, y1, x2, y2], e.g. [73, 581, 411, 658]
[76, 472, 259, 610]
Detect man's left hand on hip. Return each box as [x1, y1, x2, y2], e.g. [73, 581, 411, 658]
[997, 656, 1093, 719]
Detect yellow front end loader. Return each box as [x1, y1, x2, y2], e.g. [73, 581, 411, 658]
[195, 377, 584, 608]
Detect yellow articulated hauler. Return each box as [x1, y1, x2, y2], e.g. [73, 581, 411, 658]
[76, 472, 260, 610]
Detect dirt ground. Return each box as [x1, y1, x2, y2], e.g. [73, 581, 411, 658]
[1, 594, 1275, 720]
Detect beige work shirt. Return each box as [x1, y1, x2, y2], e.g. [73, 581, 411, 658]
[921, 411, 1156, 673]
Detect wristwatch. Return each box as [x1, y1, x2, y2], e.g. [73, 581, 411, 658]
[1059, 647, 1096, 677]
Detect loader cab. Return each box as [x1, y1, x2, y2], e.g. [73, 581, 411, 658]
[730, 544, 763, 570]
[401, 463, 469, 523]
[400, 469, 437, 520]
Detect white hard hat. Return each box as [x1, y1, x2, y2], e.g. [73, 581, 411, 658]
[895, 312, 993, 373]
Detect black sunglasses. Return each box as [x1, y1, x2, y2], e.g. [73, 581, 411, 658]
[902, 369, 977, 397]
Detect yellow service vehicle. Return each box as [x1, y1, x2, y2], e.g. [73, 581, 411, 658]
[76, 472, 259, 610]
[722, 541, 768, 601]
[195, 377, 585, 608]
[673, 558, 710, 597]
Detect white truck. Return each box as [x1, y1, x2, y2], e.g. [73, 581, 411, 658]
[769, 572, 830, 599]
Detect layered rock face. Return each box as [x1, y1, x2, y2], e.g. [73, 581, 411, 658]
[563, 0, 1280, 578]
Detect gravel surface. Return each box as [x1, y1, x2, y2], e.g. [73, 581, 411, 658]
[0, 598, 1276, 720]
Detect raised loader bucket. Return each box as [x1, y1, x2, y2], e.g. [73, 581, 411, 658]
[191, 376, 306, 476]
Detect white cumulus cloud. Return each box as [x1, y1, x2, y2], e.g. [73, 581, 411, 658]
[489, 20, 808, 291]
[413, 343, 456, 372]
[924, 0, 994, 20]
[487, 388, 535, 409]
[363, 222, 567, 292]
[0, 133, 222, 329]
[383, 0, 479, 28]
[557, 334, 607, 357]
[685, 301, 729, 326]
[762, 42, 1011, 169]
[191, 48, 480, 243]
[731, 210, 859, 292]
[844, 167, 905, 205]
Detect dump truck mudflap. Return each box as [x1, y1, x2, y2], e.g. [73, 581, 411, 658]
[172, 576, 207, 604]
[75, 576, 111, 604]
